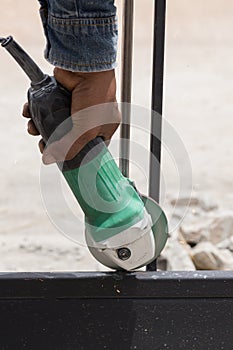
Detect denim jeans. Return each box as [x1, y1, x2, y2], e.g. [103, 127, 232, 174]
[38, 1, 118, 72]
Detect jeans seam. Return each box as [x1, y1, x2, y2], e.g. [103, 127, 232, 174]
[49, 14, 117, 26]
[51, 58, 116, 67]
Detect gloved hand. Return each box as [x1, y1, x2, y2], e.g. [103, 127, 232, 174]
[22, 68, 121, 164]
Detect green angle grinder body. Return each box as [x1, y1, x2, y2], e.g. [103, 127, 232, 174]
[64, 142, 168, 270]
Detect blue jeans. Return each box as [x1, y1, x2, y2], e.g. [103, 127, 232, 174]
[38, 1, 118, 72]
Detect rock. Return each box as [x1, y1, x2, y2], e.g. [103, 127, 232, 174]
[170, 196, 199, 207]
[217, 236, 233, 252]
[191, 242, 233, 270]
[170, 194, 218, 212]
[171, 206, 207, 242]
[180, 212, 233, 245]
[208, 212, 233, 243]
[180, 220, 212, 245]
[199, 197, 218, 212]
[161, 237, 196, 271]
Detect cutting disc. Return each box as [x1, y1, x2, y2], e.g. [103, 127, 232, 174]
[141, 195, 168, 259]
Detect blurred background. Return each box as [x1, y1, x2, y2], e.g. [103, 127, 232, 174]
[0, 0, 232, 271]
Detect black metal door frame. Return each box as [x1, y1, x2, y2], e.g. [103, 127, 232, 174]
[119, 0, 167, 271]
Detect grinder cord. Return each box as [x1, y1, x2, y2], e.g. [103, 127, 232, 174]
[0, 37, 6, 44]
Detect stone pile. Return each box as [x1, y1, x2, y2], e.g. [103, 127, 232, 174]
[159, 195, 233, 271]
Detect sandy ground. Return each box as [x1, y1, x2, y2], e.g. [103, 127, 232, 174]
[0, 0, 232, 271]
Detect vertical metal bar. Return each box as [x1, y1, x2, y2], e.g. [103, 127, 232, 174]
[147, 0, 166, 272]
[119, 0, 134, 177]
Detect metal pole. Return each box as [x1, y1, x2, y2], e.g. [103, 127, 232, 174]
[147, 0, 166, 272]
[119, 0, 134, 177]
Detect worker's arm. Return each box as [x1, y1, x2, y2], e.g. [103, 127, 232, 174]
[23, 0, 121, 164]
